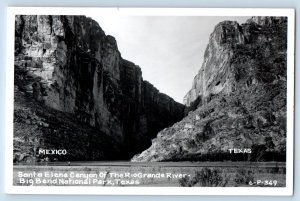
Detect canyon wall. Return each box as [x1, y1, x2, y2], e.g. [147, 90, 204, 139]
[14, 15, 185, 160]
[133, 17, 288, 162]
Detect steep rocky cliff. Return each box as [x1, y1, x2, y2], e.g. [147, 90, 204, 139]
[132, 17, 287, 162]
[14, 15, 185, 161]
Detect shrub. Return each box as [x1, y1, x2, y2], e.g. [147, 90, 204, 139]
[234, 169, 254, 185]
[179, 168, 229, 187]
[265, 136, 275, 150]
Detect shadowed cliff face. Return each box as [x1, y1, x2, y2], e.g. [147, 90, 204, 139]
[14, 15, 185, 161]
[132, 17, 287, 162]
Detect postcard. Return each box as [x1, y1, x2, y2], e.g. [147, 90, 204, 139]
[5, 7, 295, 195]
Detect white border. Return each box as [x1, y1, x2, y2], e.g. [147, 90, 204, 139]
[5, 7, 295, 195]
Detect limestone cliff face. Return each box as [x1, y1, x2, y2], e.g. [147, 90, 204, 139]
[183, 20, 243, 107]
[132, 17, 287, 162]
[14, 15, 184, 159]
[184, 17, 287, 108]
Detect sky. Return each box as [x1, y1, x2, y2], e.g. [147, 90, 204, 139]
[88, 15, 249, 103]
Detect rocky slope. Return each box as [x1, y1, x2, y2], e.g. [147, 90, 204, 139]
[14, 15, 185, 161]
[132, 17, 287, 162]
[13, 85, 122, 162]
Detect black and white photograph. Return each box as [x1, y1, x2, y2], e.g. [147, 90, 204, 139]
[5, 7, 295, 195]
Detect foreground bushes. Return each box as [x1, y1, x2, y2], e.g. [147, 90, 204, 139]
[179, 168, 229, 187]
